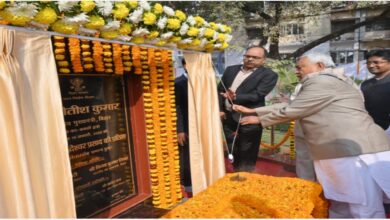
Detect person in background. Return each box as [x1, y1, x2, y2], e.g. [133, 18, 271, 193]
[175, 58, 192, 195]
[361, 50, 390, 136]
[233, 52, 390, 218]
[218, 46, 278, 172]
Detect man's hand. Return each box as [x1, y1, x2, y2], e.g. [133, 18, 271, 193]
[240, 116, 261, 125]
[233, 105, 255, 114]
[178, 132, 188, 146]
[220, 112, 226, 120]
[220, 89, 236, 101]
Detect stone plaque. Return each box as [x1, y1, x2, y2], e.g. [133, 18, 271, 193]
[59, 75, 136, 217]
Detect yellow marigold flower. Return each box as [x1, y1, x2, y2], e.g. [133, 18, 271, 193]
[58, 61, 69, 67]
[59, 68, 70, 74]
[175, 10, 186, 21]
[191, 38, 201, 46]
[119, 23, 132, 35]
[0, 1, 6, 10]
[187, 27, 199, 37]
[80, 0, 96, 13]
[113, 3, 130, 20]
[33, 7, 57, 25]
[156, 40, 167, 46]
[127, 0, 138, 9]
[209, 22, 218, 30]
[132, 36, 145, 44]
[143, 12, 157, 25]
[100, 30, 119, 40]
[204, 28, 215, 38]
[218, 33, 226, 42]
[194, 16, 205, 26]
[148, 31, 159, 39]
[205, 43, 214, 50]
[225, 26, 232, 34]
[170, 36, 182, 42]
[167, 18, 181, 30]
[51, 20, 79, 34]
[220, 42, 229, 50]
[84, 15, 105, 30]
[0, 10, 32, 26]
[153, 3, 163, 14]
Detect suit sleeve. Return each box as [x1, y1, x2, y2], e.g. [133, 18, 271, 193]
[217, 67, 231, 112]
[255, 103, 288, 117]
[260, 77, 337, 127]
[234, 70, 278, 105]
[175, 82, 185, 133]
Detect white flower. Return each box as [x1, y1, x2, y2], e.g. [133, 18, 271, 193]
[213, 31, 219, 41]
[8, 2, 38, 18]
[128, 8, 143, 24]
[200, 38, 208, 47]
[186, 16, 196, 26]
[163, 6, 175, 16]
[132, 28, 150, 36]
[63, 13, 89, 25]
[101, 20, 121, 30]
[117, 35, 132, 41]
[203, 21, 209, 27]
[139, 0, 151, 11]
[179, 23, 189, 36]
[214, 43, 222, 48]
[57, 0, 78, 12]
[157, 17, 167, 30]
[226, 34, 233, 43]
[96, 1, 113, 17]
[218, 23, 226, 32]
[179, 38, 192, 44]
[198, 27, 205, 37]
[161, 32, 173, 39]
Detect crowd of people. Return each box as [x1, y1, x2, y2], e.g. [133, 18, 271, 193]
[176, 47, 390, 218]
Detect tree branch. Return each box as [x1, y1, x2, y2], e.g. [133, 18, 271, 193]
[287, 7, 390, 59]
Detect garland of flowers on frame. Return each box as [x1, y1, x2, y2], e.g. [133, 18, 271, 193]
[52, 36, 183, 208]
[141, 47, 182, 208]
[0, 1, 232, 52]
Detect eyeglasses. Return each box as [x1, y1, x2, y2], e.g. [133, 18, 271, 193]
[243, 55, 264, 60]
[367, 61, 389, 65]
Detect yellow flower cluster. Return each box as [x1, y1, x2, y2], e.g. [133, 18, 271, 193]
[53, 36, 70, 74]
[80, 39, 94, 71]
[141, 48, 182, 209]
[0, 1, 232, 52]
[68, 38, 84, 73]
[289, 121, 296, 160]
[164, 173, 329, 218]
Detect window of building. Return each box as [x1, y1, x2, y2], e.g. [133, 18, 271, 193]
[281, 23, 304, 36]
[331, 20, 356, 33]
[366, 18, 390, 32]
[331, 51, 354, 64]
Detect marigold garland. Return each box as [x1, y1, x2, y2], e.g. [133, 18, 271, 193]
[112, 43, 124, 75]
[289, 121, 296, 160]
[141, 47, 182, 209]
[68, 38, 83, 73]
[80, 39, 94, 72]
[92, 41, 105, 73]
[102, 43, 114, 74]
[121, 45, 132, 73]
[131, 46, 142, 75]
[260, 126, 292, 150]
[164, 173, 329, 218]
[53, 36, 71, 74]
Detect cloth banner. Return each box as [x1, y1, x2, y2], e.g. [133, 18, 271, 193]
[0, 28, 76, 218]
[183, 52, 225, 195]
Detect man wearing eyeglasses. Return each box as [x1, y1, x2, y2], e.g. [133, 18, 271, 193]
[217, 46, 278, 172]
[361, 50, 390, 137]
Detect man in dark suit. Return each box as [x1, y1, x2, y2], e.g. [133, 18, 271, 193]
[218, 46, 278, 172]
[175, 58, 192, 194]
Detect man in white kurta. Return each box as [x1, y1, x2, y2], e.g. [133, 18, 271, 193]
[233, 52, 390, 218]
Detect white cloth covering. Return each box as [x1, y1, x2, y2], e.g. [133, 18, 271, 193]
[0, 28, 76, 218]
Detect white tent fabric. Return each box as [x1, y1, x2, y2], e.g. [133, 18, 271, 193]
[0, 28, 76, 218]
